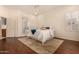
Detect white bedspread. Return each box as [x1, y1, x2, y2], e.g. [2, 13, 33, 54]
[32, 29, 54, 43]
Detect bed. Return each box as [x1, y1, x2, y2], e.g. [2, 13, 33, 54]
[30, 27, 54, 44]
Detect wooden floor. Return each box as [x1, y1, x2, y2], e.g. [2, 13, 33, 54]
[0, 37, 36, 54]
[55, 39, 79, 54]
[0, 37, 79, 54]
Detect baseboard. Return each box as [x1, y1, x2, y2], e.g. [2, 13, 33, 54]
[6, 36, 79, 42]
[54, 37, 79, 42]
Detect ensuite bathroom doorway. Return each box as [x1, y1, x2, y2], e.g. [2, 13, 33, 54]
[0, 16, 7, 39]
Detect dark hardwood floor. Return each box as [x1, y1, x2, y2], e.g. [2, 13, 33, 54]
[0, 37, 79, 54]
[0, 37, 36, 54]
[55, 39, 79, 54]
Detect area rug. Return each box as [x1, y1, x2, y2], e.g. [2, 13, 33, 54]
[18, 37, 64, 54]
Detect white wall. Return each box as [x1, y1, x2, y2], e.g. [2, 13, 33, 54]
[42, 6, 79, 41]
[0, 6, 8, 18]
[6, 8, 39, 37]
[6, 9, 18, 37]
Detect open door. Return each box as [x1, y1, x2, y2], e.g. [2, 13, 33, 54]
[0, 16, 6, 39]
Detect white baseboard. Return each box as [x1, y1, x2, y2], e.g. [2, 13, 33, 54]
[55, 36, 79, 42]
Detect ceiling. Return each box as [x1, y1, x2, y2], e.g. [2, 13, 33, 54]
[4, 5, 60, 15]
